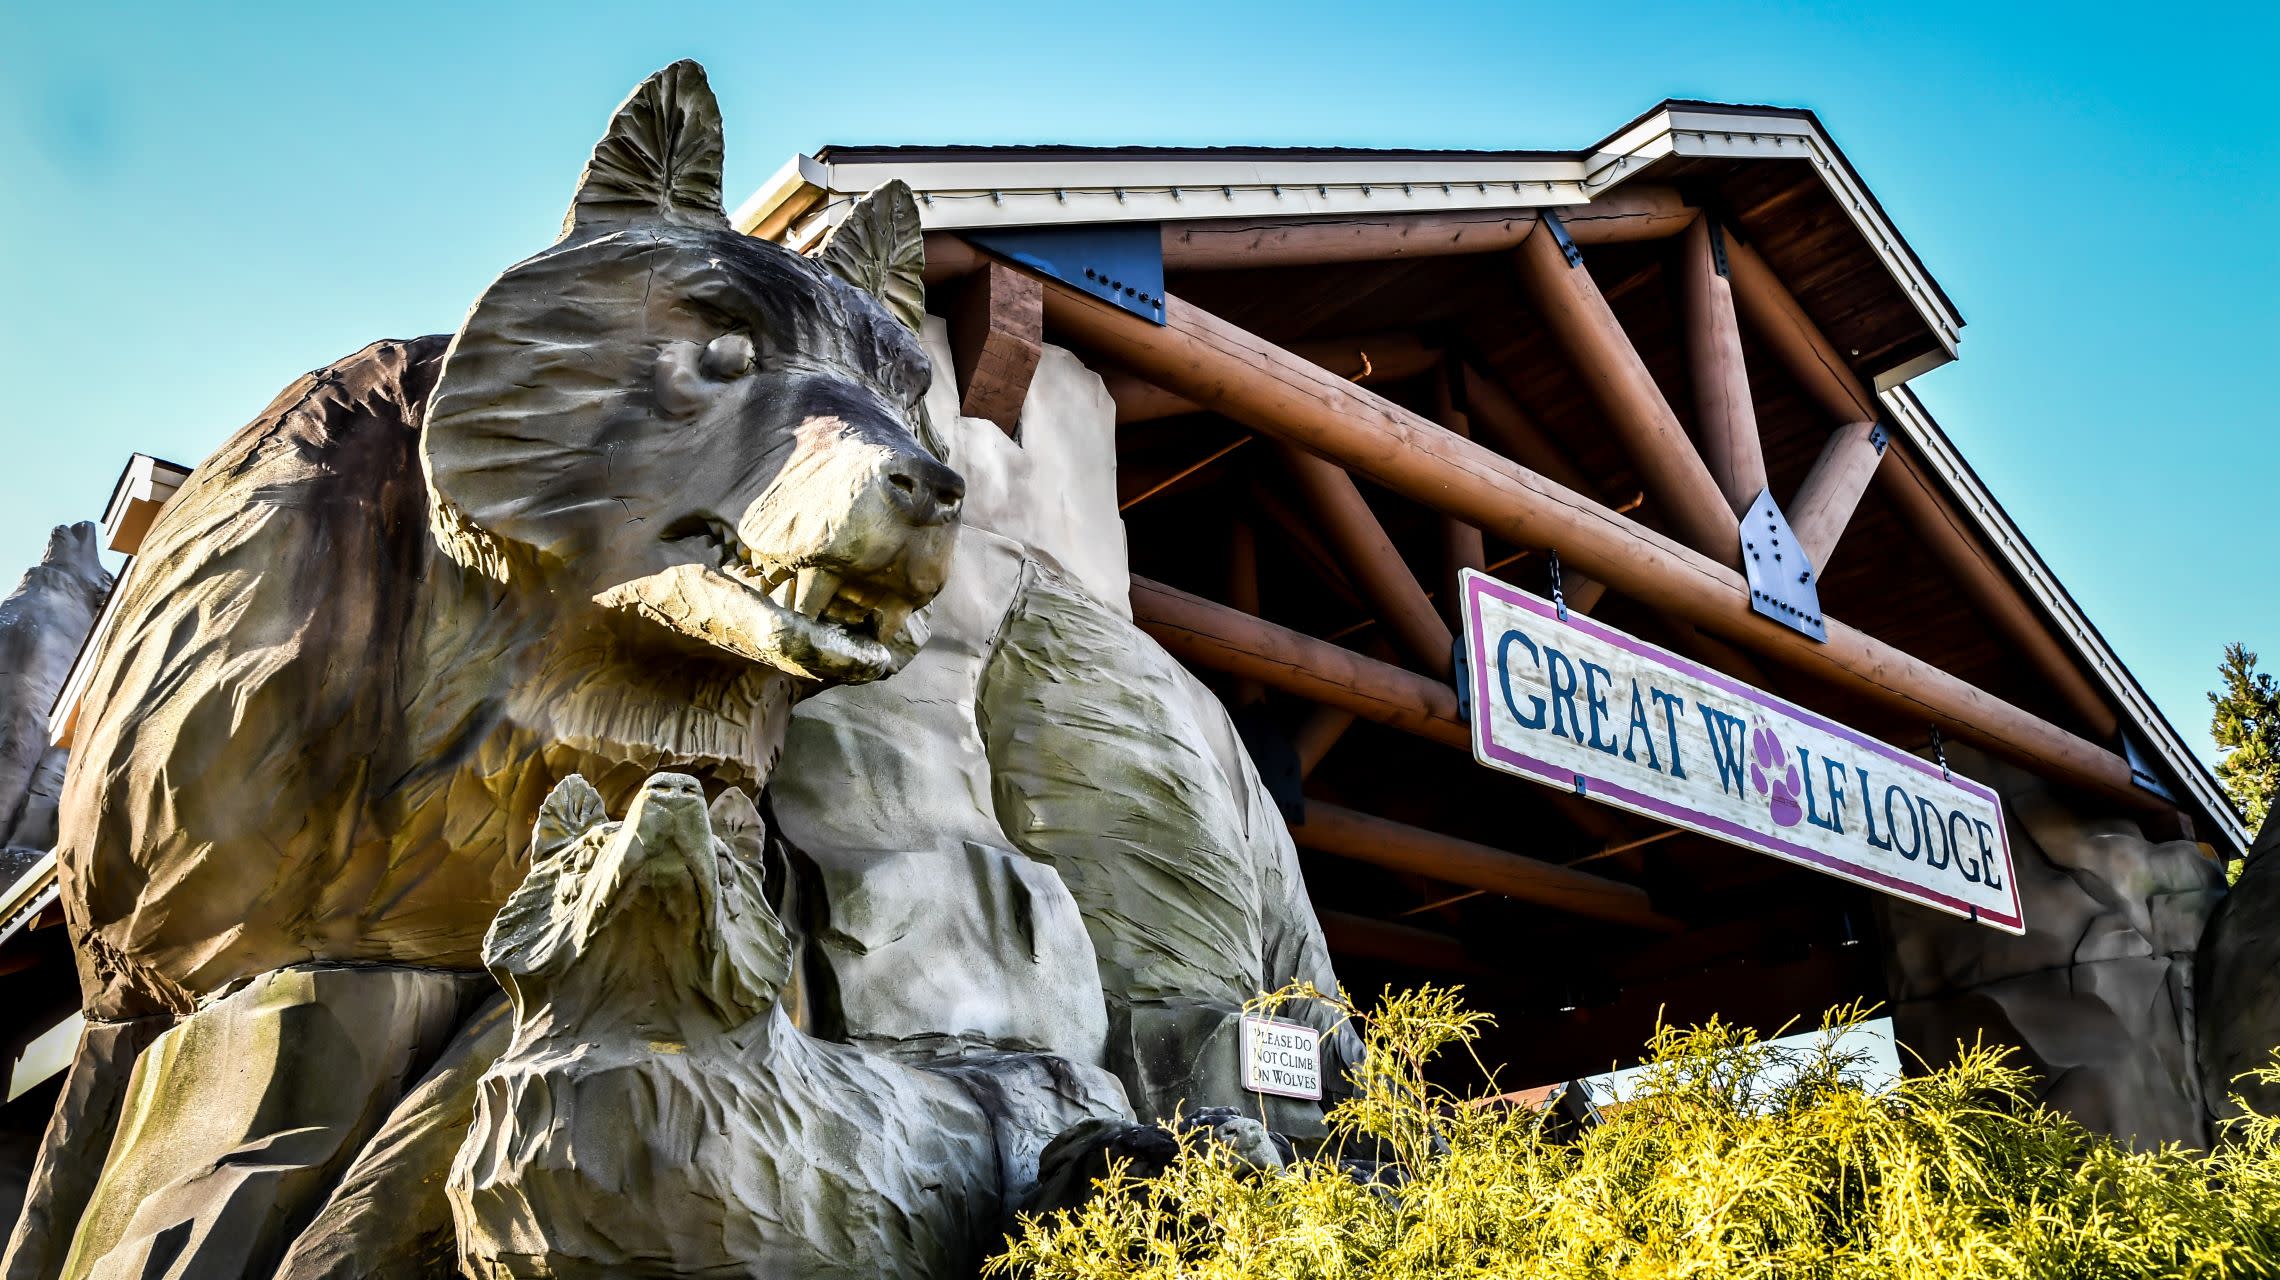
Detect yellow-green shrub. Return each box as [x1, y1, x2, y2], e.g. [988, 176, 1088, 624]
[989, 986, 2280, 1280]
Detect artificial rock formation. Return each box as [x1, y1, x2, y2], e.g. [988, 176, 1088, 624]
[0, 522, 110, 871]
[2195, 819, 2280, 1123]
[16, 62, 971, 1280]
[772, 320, 1354, 1137]
[450, 773, 1119, 1278]
[1879, 745, 2224, 1147]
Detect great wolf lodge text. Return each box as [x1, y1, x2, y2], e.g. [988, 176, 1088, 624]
[1459, 570, 2024, 933]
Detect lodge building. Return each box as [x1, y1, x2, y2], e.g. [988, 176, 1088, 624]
[0, 101, 2237, 1163]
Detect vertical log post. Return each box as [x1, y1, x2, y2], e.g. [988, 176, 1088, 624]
[1681, 218, 1767, 515]
[1433, 363, 1488, 631]
[1513, 220, 1740, 564]
[1227, 519, 1264, 708]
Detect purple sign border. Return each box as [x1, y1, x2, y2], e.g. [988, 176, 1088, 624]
[1461, 570, 2025, 934]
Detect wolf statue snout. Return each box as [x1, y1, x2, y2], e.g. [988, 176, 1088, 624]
[882, 449, 965, 526]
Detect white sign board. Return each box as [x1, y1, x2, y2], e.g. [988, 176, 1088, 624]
[1240, 1015, 1323, 1100]
[1460, 570, 2023, 933]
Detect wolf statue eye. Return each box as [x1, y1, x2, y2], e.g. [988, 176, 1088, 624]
[700, 333, 755, 379]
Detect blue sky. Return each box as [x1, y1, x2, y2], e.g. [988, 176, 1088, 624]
[3, 1, 2273, 768]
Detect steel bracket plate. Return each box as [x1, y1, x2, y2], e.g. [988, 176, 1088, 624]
[2119, 730, 2180, 803]
[1542, 208, 1584, 268]
[1707, 219, 1731, 277]
[1741, 489, 1827, 641]
[964, 223, 1166, 324]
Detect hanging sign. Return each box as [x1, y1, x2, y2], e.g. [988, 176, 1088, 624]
[1459, 569, 2023, 933]
[1240, 1015, 1323, 1100]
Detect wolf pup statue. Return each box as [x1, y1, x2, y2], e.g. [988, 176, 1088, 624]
[452, 772, 1100, 1278]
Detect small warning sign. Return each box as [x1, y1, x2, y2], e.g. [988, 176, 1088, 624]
[1240, 1014, 1322, 1101]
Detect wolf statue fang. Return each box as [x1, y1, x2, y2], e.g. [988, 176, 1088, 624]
[13, 60, 984, 1280]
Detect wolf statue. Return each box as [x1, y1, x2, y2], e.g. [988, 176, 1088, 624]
[0, 61, 1143, 1280]
[451, 771, 1105, 1278]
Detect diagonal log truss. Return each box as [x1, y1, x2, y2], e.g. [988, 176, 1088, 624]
[1036, 271, 2150, 812]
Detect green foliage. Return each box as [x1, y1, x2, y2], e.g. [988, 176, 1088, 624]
[990, 986, 2280, 1280]
[2211, 642, 2280, 835]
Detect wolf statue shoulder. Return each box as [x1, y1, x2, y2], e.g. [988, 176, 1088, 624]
[1, 62, 1117, 1280]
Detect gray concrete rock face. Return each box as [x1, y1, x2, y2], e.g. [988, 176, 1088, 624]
[773, 318, 1354, 1137]
[1879, 746, 2224, 1147]
[0, 523, 110, 857]
[2197, 840, 2280, 1122]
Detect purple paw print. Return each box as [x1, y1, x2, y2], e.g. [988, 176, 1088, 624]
[1750, 722, 1804, 828]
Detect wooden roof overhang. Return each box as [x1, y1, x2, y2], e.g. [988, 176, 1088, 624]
[744, 106, 2236, 1082]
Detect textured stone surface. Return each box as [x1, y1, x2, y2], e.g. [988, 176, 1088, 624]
[58, 966, 490, 1280]
[273, 996, 510, 1280]
[978, 566, 1354, 1130]
[0, 523, 110, 857]
[1880, 746, 2223, 1147]
[450, 774, 1122, 1278]
[776, 318, 1354, 1137]
[2197, 836, 2280, 1122]
[1, 1018, 167, 1280]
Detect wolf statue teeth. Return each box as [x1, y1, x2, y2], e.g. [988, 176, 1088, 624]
[450, 772, 1102, 1279]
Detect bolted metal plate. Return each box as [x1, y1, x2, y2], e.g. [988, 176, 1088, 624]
[964, 223, 1166, 324]
[1741, 489, 1827, 641]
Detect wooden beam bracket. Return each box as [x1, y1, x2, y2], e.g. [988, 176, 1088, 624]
[946, 260, 1043, 436]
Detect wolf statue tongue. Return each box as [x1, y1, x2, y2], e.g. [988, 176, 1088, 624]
[452, 772, 1104, 1278]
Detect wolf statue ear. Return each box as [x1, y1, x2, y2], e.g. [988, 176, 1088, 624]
[707, 788, 765, 867]
[564, 59, 729, 236]
[813, 181, 927, 332]
[532, 775, 609, 863]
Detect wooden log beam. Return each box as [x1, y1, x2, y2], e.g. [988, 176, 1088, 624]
[1156, 185, 1695, 271]
[1277, 443, 1454, 676]
[1105, 332, 1440, 424]
[1458, 364, 1612, 613]
[1293, 707, 1357, 777]
[1721, 236, 2119, 739]
[1132, 575, 1629, 844]
[1787, 420, 1886, 567]
[1132, 576, 1467, 749]
[946, 260, 1043, 435]
[1317, 910, 1490, 975]
[1879, 456, 2119, 739]
[920, 188, 1696, 285]
[1513, 221, 1741, 563]
[1290, 802, 1680, 932]
[1050, 280, 2152, 811]
[1680, 220, 1766, 515]
[1721, 236, 1875, 427]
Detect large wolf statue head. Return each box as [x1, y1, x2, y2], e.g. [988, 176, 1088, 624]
[427, 60, 961, 688]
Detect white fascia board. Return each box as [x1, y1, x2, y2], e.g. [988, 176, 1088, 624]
[746, 153, 1594, 238]
[1880, 385, 2244, 849]
[0, 856, 57, 951]
[730, 153, 830, 240]
[1587, 106, 1963, 370]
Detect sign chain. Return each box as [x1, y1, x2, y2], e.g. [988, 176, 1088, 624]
[1930, 725, 1951, 780]
[1548, 549, 1569, 621]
